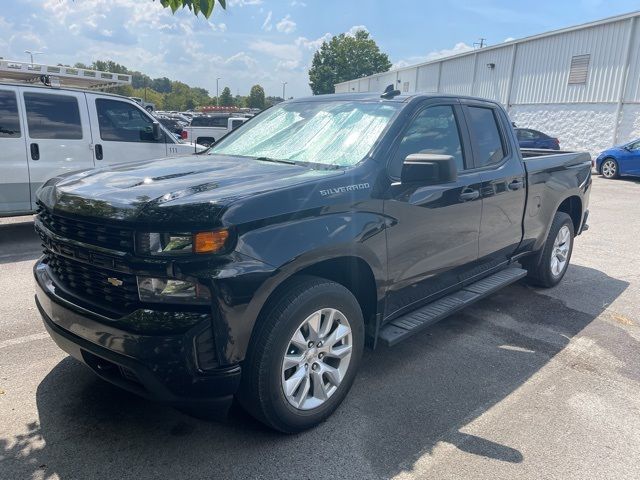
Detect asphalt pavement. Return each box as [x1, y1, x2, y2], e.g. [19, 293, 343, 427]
[1, 175, 639, 480]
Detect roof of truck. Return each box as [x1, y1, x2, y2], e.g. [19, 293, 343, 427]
[289, 92, 502, 105]
[0, 80, 137, 100]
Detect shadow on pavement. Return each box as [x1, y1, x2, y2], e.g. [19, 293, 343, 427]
[0, 219, 41, 265]
[0, 265, 630, 479]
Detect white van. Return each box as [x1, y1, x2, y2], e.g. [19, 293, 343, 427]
[0, 83, 202, 217]
[182, 115, 248, 146]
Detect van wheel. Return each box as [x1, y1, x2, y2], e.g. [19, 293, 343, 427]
[524, 212, 574, 288]
[237, 276, 364, 433]
[196, 138, 215, 147]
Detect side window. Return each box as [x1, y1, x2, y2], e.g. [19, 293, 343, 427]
[517, 129, 534, 140]
[467, 106, 506, 167]
[211, 116, 229, 128]
[0, 90, 21, 138]
[390, 105, 465, 178]
[629, 141, 640, 151]
[231, 119, 244, 130]
[96, 99, 160, 143]
[24, 92, 82, 139]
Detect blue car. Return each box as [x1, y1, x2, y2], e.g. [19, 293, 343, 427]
[515, 128, 560, 150]
[595, 139, 640, 179]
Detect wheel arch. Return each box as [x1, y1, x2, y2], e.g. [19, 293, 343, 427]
[556, 195, 582, 233]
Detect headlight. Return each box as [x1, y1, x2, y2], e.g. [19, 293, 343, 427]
[136, 229, 230, 255]
[137, 277, 211, 304]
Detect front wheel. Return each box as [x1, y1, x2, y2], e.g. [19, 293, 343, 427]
[237, 276, 364, 433]
[524, 212, 574, 288]
[601, 158, 619, 179]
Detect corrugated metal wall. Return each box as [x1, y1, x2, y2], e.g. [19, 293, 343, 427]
[333, 13, 640, 106]
[511, 19, 630, 104]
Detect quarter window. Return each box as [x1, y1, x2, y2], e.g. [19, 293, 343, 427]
[96, 99, 161, 143]
[390, 105, 465, 178]
[0, 90, 21, 138]
[24, 92, 82, 139]
[467, 106, 506, 167]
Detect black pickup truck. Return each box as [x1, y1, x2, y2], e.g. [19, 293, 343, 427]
[34, 92, 591, 432]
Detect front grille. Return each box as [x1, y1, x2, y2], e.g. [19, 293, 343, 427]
[36, 201, 134, 252]
[45, 251, 140, 312]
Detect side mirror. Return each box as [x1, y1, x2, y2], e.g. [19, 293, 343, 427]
[400, 153, 457, 185]
[151, 121, 163, 141]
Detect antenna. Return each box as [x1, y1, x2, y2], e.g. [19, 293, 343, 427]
[473, 38, 487, 49]
[381, 84, 401, 99]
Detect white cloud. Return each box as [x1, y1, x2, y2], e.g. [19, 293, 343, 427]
[248, 39, 301, 61]
[226, 51, 258, 68]
[276, 15, 296, 34]
[346, 25, 368, 36]
[277, 59, 300, 70]
[261, 11, 272, 31]
[295, 33, 332, 51]
[290, 1, 307, 6]
[504, 37, 515, 42]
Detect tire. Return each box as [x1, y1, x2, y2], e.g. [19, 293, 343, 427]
[600, 157, 619, 179]
[523, 212, 574, 288]
[196, 138, 215, 147]
[237, 276, 365, 433]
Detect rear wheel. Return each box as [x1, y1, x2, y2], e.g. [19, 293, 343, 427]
[237, 276, 364, 433]
[601, 158, 619, 179]
[524, 212, 574, 288]
[196, 137, 215, 147]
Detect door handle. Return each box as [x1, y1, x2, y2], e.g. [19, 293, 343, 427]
[30, 143, 39, 161]
[508, 179, 524, 191]
[95, 144, 103, 160]
[459, 188, 480, 201]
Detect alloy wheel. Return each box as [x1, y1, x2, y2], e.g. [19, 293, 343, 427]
[551, 225, 571, 277]
[281, 308, 353, 410]
[602, 159, 617, 178]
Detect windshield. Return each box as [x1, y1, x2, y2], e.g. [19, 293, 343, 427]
[209, 100, 400, 167]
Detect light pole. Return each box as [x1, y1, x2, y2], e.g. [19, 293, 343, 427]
[282, 81, 288, 100]
[216, 77, 221, 107]
[24, 50, 43, 64]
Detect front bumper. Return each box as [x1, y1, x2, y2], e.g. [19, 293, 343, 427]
[34, 260, 241, 412]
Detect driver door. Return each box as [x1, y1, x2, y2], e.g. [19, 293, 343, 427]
[383, 101, 483, 320]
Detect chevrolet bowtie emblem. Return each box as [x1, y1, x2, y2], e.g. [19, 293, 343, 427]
[107, 277, 124, 287]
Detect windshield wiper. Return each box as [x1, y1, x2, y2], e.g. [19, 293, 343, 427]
[254, 156, 298, 165]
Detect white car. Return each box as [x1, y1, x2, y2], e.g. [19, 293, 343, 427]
[0, 83, 204, 217]
[182, 115, 248, 147]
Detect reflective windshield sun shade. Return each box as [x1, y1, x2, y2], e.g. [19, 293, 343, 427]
[210, 101, 400, 167]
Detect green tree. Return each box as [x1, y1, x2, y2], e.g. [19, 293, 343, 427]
[248, 84, 266, 109]
[151, 77, 172, 93]
[308, 30, 392, 95]
[157, 0, 225, 18]
[219, 87, 234, 106]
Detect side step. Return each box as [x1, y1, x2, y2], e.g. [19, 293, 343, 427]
[377, 267, 527, 347]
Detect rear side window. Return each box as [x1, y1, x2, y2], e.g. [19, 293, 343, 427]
[390, 105, 465, 178]
[24, 92, 82, 139]
[467, 106, 506, 167]
[96, 99, 160, 143]
[0, 90, 21, 138]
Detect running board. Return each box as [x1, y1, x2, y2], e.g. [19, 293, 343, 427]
[377, 267, 527, 347]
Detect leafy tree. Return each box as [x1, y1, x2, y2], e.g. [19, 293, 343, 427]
[265, 96, 284, 107]
[157, 0, 225, 18]
[248, 84, 266, 109]
[219, 87, 234, 106]
[152, 77, 172, 93]
[308, 30, 392, 95]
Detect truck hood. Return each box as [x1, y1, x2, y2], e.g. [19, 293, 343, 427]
[38, 154, 343, 227]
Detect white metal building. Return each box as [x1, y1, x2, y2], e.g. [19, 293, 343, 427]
[335, 11, 640, 155]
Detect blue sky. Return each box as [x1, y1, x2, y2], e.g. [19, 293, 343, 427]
[0, 0, 638, 99]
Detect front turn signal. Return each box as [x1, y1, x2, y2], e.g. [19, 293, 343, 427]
[194, 229, 229, 254]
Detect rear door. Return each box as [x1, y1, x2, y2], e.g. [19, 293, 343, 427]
[21, 88, 95, 204]
[384, 101, 483, 319]
[463, 101, 526, 264]
[0, 87, 30, 215]
[86, 95, 168, 166]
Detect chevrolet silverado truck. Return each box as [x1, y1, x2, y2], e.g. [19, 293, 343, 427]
[34, 91, 591, 433]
